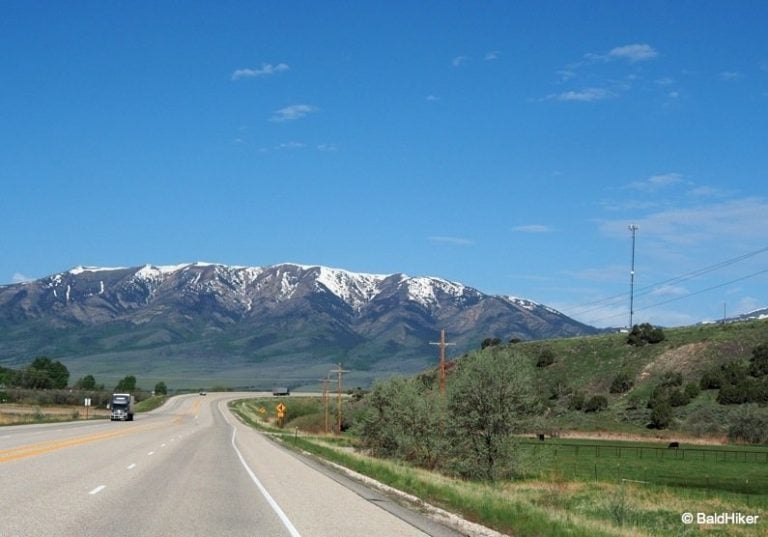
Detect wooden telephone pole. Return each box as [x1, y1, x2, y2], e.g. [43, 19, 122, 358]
[329, 363, 349, 434]
[430, 329, 455, 395]
[319, 376, 330, 434]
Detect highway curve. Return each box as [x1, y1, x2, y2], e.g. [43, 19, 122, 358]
[0, 393, 461, 537]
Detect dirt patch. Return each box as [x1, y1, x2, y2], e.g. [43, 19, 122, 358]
[637, 341, 711, 382]
[554, 430, 729, 446]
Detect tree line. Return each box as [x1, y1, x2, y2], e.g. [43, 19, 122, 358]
[0, 357, 168, 397]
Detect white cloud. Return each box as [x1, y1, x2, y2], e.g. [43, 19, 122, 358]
[12, 272, 32, 283]
[231, 63, 290, 80]
[428, 236, 474, 246]
[512, 224, 552, 233]
[629, 173, 684, 192]
[551, 88, 614, 102]
[452, 55, 469, 67]
[484, 51, 500, 61]
[426, 95, 439, 102]
[317, 143, 338, 152]
[269, 104, 317, 122]
[277, 142, 305, 149]
[719, 71, 743, 81]
[608, 44, 658, 62]
[598, 197, 768, 245]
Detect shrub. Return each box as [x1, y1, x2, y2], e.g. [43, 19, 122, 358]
[683, 382, 701, 400]
[728, 405, 768, 444]
[536, 349, 556, 368]
[583, 395, 608, 413]
[668, 388, 690, 407]
[568, 391, 586, 411]
[481, 337, 502, 349]
[700, 368, 723, 390]
[749, 343, 768, 378]
[609, 372, 633, 394]
[649, 401, 672, 429]
[659, 371, 683, 387]
[627, 323, 666, 346]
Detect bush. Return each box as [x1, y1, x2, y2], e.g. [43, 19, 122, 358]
[668, 388, 690, 407]
[683, 382, 701, 400]
[627, 323, 666, 346]
[659, 371, 683, 387]
[609, 372, 633, 394]
[650, 401, 672, 429]
[536, 349, 556, 368]
[583, 395, 608, 413]
[568, 391, 586, 411]
[749, 343, 768, 378]
[728, 405, 768, 444]
[700, 369, 723, 390]
[481, 337, 502, 349]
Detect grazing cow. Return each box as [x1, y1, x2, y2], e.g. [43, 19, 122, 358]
[538, 433, 545, 441]
[667, 441, 679, 449]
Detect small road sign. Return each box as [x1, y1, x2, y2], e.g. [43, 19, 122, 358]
[276, 402, 286, 414]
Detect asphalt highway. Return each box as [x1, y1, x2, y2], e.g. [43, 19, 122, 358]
[0, 393, 461, 537]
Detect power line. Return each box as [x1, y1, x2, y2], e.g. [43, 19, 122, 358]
[587, 266, 768, 325]
[564, 245, 768, 319]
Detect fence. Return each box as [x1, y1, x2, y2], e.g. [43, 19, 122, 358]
[521, 441, 768, 463]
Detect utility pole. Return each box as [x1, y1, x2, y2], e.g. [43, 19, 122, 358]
[319, 376, 330, 434]
[430, 329, 456, 395]
[628, 224, 639, 330]
[329, 363, 349, 434]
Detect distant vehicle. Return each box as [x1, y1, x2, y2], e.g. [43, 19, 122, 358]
[200, 391, 207, 396]
[272, 387, 290, 396]
[110, 393, 135, 421]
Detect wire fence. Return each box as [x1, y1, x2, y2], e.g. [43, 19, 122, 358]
[522, 441, 768, 464]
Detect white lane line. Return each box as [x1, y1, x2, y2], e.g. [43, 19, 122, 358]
[89, 485, 106, 495]
[127, 463, 137, 470]
[147, 451, 155, 456]
[230, 427, 302, 537]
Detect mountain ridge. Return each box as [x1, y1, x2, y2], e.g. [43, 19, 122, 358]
[0, 262, 599, 387]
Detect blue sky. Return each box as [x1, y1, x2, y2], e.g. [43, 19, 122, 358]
[2, 1, 767, 328]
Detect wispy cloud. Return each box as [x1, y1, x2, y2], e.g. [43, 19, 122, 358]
[629, 173, 684, 192]
[512, 224, 552, 233]
[719, 71, 743, 81]
[484, 50, 500, 61]
[549, 88, 614, 102]
[269, 104, 317, 122]
[232, 63, 289, 80]
[428, 236, 474, 246]
[598, 197, 768, 245]
[607, 44, 658, 63]
[452, 55, 469, 67]
[317, 143, 338, 152]
[12, 272, 32, 283]
[426, 95, 440, 102]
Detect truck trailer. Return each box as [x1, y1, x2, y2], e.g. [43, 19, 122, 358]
[110, 393, 135, 421]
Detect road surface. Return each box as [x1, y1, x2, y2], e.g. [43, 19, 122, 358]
[0, 393, 460, 537]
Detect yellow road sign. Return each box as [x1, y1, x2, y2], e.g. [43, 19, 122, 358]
[276, 402, 286, 414]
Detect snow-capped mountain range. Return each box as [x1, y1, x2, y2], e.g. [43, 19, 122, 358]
[0, 262, 598, 386]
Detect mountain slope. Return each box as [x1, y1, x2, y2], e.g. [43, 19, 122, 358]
[0, 263, 598, 387]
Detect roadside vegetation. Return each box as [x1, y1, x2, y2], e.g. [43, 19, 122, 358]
[0, 357, 170, 424]
[231, 319, 768, 536]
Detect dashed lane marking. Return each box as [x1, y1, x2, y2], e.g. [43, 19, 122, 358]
[89, 485, 106, 495]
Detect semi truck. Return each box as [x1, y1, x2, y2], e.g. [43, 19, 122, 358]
[110, 393, 135, 421]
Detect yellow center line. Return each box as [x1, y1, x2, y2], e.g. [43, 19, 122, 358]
[0, 420, 170, 464]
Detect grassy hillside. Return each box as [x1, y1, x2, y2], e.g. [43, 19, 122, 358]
[483, 318, 768, 439]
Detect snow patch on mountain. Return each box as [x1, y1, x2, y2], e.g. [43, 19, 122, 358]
[403, 276, 467, 308]
[316, 266, 387, 309]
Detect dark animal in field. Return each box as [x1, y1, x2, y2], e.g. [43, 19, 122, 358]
[538, 433, 545, 441]
[667, 441, 679, 449]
